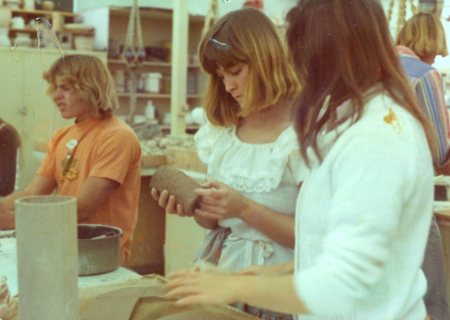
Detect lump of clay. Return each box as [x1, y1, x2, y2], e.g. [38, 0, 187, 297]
[149, 166, 201, 215]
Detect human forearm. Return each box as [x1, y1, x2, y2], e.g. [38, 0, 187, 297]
[167, 271, 309, 315]
[0, 199, 15, 229]
[1, 190, 27, 212]
[236, 275, 308, 315]
[0, 182, 46, 212]
[166, 270, 308, 315]
[77, 177, 119, 220]
[239, 261, 294, 276]
[240, 200, 295, 248]
[0, 189, 34, 229]
[193, 181, 295, 245]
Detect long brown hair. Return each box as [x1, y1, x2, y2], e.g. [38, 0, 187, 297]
[199, 7, 300, 126]
[286, 0, 436, 164]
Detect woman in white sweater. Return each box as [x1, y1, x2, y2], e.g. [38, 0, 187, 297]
[165, 0, 436, 319]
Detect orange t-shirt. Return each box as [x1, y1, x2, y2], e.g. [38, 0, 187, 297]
[38, 117, 141, 263]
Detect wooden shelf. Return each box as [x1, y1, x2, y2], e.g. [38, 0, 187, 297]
[12, 9, 74, 17]
[110, 7, 172, 20]
[118, 93, 171, 99]
[9, 27, 35, 34]
[117, 93, 202, 99]
[187, 94, 202, 99]
[60, 28, 94, 36]
[97, 6, 205, 137]
[108, 59, 201, 69]
[109, 6, 204, 23]
[9, 27, 93, 36]
[160, 124, 199, 133]
[108, 59, 171, 67]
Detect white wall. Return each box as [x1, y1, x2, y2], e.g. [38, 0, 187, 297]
[75, 0, 298, 24]
[434, 5, 450, 71]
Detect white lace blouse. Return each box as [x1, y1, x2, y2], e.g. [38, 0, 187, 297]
[194, 122, 306, 270]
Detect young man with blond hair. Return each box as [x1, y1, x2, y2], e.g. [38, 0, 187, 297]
[0, 55, 141, 264]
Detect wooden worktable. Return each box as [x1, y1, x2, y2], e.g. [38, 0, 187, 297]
[31, 142, 207, 276]
[0, 231, 141, 297]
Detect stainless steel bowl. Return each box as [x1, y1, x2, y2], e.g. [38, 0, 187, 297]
[77, 224, 122, 276]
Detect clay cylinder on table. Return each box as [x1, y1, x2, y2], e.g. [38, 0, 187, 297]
[150, 166, 201, 215]
[15, 195, 79, 320]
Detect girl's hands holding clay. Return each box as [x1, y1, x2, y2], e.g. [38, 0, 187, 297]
[194, 180, 249, 221]
[150, 188, 190, 217]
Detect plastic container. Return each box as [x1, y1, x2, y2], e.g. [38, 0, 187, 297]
[23, 0, 35, 10]
[0, 8, 11, 28]
[145, 100, 155, 120]
[145, 72, 162, 93]
[10, 16, 24, 29]
[74, 36, 94, 51]
[14, 32, 32, 47]
[113, 69, 126, 93]
[0, 27, 10, 47]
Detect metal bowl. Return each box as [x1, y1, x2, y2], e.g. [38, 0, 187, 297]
[77, 224, 122, 276]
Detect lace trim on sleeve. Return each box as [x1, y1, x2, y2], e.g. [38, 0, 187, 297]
[214, 127, 302, 193]
[194, 122, 231, 165]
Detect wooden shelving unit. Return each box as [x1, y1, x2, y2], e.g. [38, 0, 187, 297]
[117, 92, 202, 99]
[7, 8, 91, 47]
[11, 8, 74, 17]
[118, 93, 171, 99]
[80, 6, 206, 133]
[108, 59, 172, 68]
[108, 58, 201, 69]
[9, 27, 93, 36]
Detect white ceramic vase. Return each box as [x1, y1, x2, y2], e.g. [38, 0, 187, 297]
[0, 27, 10, 47]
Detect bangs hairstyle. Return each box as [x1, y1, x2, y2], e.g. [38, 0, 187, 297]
[199, 7, 300, 126]
[286, 0, 436, 165]
[396, 12, 448, 60]
[43, 55, 119, 119]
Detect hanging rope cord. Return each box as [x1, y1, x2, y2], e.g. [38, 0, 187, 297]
[201, 0, 219, 40]
[122, 0, 146, 123]
[386, 0, 419, 36]
[123, 0, 145, 65]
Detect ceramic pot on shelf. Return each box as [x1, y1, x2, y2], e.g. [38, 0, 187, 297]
[0, 27, 10, 47]
[14, 32, 32, 48]
[0, 7, 11, 28]
[23, 0, 35, 10]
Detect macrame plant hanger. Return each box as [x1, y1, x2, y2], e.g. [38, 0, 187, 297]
[122, 0, 146, 124]
[201, 0, 220, 40]
[386, 0, 418, 35]
[386, 0, 443, 37]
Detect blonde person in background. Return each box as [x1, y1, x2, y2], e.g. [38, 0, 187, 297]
[151, 7, 303, 319]
[396, 12, 449, 172]
[396, 12, 450, 320]
[165, 0, 436, 319]
[0, 55, 141, 265]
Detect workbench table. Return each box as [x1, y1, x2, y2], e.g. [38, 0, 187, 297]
[0, 230, 141, 296]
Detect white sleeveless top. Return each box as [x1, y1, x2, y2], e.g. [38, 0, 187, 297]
[194, 122, 307, 271]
